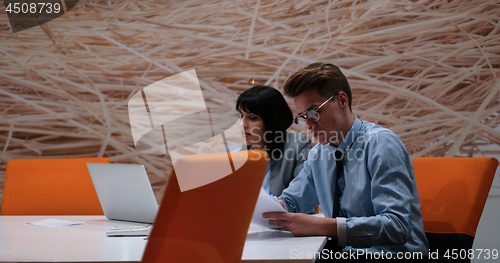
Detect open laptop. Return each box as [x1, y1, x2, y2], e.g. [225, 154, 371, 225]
[86, 163, 159, 224]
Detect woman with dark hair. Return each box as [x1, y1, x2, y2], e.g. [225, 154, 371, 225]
[235, 85, 312, 197]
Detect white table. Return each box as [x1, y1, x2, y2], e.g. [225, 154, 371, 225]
[0, 216, 326, 263]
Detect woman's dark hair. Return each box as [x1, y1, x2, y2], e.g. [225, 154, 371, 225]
[236, 86, 293, 156]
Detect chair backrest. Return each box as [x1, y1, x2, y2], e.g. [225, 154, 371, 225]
[413, 157, 498, 261]
[1, 157, 110, 215]
[142, 150, 268, 263]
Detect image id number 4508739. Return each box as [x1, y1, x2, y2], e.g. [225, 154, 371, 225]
[6, 2, 62, 14]
[440, 249, 498, 260]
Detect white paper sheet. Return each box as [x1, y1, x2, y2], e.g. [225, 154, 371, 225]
[25, 218, 85, 228]
[251, 187, 286, 229]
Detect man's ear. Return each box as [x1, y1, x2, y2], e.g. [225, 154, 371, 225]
[338, 92, 348, 108]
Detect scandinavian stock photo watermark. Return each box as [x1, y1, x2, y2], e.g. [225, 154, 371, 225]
[246, 128, 379, 163]
[290, 248, 499, 261]
[127, 69, 248, 192]
[127, 69, 379, 192]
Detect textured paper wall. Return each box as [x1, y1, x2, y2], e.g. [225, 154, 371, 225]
[1, 0, 499, 205]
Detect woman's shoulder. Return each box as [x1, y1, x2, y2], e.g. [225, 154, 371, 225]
[284, 132, 311, 149]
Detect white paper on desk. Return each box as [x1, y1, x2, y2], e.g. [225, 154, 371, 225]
[25, 218, 85, 228]
[251, 187, 286, 229]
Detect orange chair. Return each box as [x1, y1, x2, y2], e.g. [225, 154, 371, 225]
[1, 157, 109, 215]
[142, 150, 268, 263]
[413, 157, 498, 263]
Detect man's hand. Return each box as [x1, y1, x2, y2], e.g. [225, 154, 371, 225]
[262, 212, 337, 237]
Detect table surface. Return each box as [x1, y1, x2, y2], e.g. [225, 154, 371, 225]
[0, 216, 326, 263]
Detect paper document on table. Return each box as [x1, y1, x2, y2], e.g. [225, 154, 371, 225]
[251, 187, 286, 229]
[25, 218, 85, 228]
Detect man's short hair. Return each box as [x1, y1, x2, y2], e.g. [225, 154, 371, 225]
[284, 62, 352, 111]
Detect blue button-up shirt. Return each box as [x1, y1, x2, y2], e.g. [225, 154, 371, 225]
[279, 117, 428, 253]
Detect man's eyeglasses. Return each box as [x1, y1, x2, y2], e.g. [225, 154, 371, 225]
[294, 94, 337, 127]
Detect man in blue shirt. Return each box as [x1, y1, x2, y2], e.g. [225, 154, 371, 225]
[263, 62, 428, 257]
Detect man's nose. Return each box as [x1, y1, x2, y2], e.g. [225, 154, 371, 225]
[305, 118, 315, 130]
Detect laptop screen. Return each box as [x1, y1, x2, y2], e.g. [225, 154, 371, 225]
[87, 163, 158, 223]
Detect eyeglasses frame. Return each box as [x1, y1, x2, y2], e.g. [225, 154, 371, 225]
[294, 93, 338, 127]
